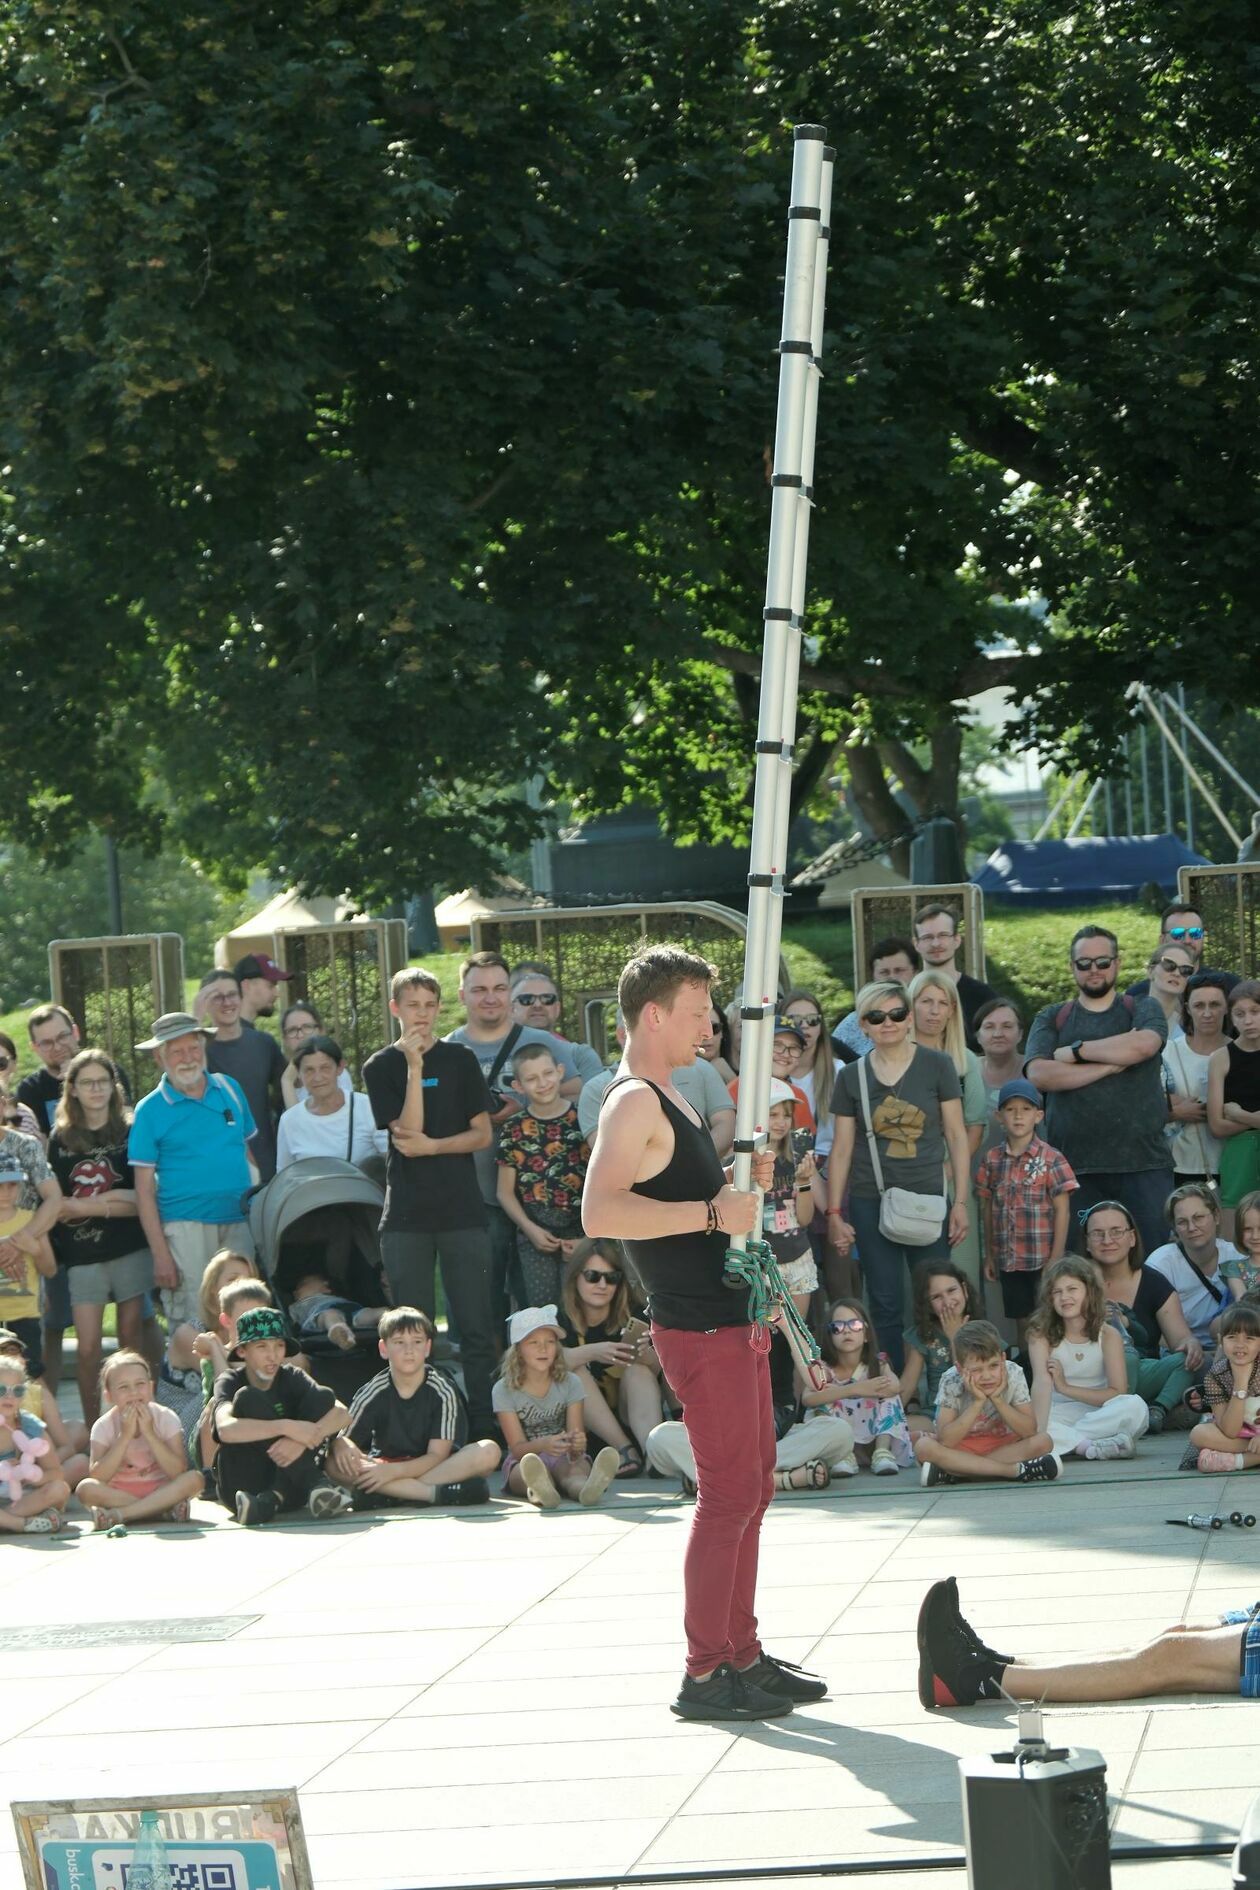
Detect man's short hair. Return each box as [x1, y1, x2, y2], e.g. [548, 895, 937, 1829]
[391, 967, 441, 1001]
[293, 1033, 343, 1068]
[952, 1319, 1005, 1364]
[460, 950, 509, 983]
[618, 946, 717, 1029]
[26, 1003, 75, 1040]
[1069, 923, 1118, 954]
[869, 934, 921, 973]
[512, 1040, 558, 1072]
[198, 968, 240, 991]
[912, 905, 958, 935]
[379, 1305, 436, 1342]
[1159, 901, 1202, 932]
[509, 961, 554, 989]
[220, 1278, 273, 1317]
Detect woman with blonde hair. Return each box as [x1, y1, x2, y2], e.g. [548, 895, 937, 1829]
[908, 970, 988, 1292]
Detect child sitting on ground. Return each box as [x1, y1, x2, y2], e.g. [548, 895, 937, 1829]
[1190, 1300, 1260, 1472]
[974, 1079, 1077, 1344]
[915, 1319, 1059, 1486]
[0, 1326, 88, 1488]
[329, 1306, 500, 1507]
[77, 1351, 204, 1529]
[496, 1045, 591, 1307]
[0, 1354, 70, 1534]
[899, 1264, 982, 1438]
[492, 1305, 620, 1509]
[211, 1307, 350, 1525]
[1222, 1191, 1260, 1306]
[1028, 1256, 1150, 1461]
[802, 1297, 915, 1475]
[287, 1270, 390, 1351]
[160, 1249, 261, 1441]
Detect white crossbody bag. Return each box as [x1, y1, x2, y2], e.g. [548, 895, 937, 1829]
[856, 1054, 948, 1246]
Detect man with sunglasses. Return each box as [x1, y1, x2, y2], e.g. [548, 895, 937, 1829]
[509, 967, 604, 1083]
[1124, 904, 1239, 1001]
[1024, 925, 1174, 1254]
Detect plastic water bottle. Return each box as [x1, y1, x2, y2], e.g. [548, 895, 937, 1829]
[128, 1811, 173, 1890]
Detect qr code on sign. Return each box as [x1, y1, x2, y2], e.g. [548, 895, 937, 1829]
[123, 1868, 239, 1889]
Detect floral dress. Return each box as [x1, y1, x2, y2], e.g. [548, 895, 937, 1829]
[806, 1361, 915, 1465]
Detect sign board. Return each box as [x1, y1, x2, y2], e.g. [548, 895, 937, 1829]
[13, 1792, 312, 1890]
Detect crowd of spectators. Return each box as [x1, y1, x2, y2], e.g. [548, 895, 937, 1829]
[1, 898, 1259, 1538]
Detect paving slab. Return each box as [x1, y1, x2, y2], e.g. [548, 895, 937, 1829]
[0, 1429, 1252, 1887]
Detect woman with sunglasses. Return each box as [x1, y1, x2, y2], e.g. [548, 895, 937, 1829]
[1081, 1199, 1201, 1433]
[1145, 945, 1196, 1043]
[0, 1035, 40, 1141]
[556, 1243, 664, 1472]
[46, 1049, 151, 1427]
[698, 1006, 737, 1087]
[1163, 973, 1230, 1191]
[827, 982, 970, 1368]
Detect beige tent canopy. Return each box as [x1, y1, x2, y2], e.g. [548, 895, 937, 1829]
[214, 890, 369, 969]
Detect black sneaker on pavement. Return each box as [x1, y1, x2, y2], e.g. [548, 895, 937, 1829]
[1145, 1403, 1166, 1434]
[943, 1577, 1013, 1668]
[739, 1652, 828, 1703]
[437, 1477, 490, 1506]
[920, 1460, 958, 1488]
[671, 1662, 795, 1721]
[1016, 1453, 1060, 1484]
[235, 1489, 281, 1527]
[917, 1582, 1005, 1709]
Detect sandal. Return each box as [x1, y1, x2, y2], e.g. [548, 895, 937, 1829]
[22, 1514, 56, 1534]
[774, 1460, 831, 1493]
[615, 1443, 643, 1480]
[1182, 1387, 1210, 1418]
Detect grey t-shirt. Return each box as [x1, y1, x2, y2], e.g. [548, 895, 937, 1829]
[491, 1370, 586, 1441]
[1023, 994, 1168, 1176]
[831, 1046, 961, 1200]
[577, 1058, 734, 1141]
[206, 1025, 287, 1180]
[444, 1025, 579, 1204]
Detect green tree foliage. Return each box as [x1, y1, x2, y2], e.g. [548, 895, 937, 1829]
[2, 2, 1256, 898]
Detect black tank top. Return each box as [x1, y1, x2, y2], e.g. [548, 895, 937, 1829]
[615, 1078, 748, 1333]
[1225, 1042, 1260, 1113]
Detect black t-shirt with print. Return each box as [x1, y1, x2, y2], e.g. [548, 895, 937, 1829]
[45, 1132, 139, 1268]
[362, 1040, 493, 1232]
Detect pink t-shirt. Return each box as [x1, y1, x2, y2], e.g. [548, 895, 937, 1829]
[90, 1402, 183, 1482]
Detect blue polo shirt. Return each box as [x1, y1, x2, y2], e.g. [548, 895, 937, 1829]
[128, 1073, 257, 1224]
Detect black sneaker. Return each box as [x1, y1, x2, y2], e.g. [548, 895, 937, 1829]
[1016, 1453, 1060, 1484]
[1145, 1403, 1166, 1434]
[235, 1488, 281, 1527]
[916, 1582, 1004, 1709]
[739, 1652, 828, 1703]
[670, 1662, 795, 1721]
[943, 1577, 1013, 1668]
[437, 1477, 490, 1506]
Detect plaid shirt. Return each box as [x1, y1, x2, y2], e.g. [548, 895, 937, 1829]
[974, 1134, 1078, 1274]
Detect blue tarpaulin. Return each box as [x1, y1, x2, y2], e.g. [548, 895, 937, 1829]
[973, 835, 1211, 906]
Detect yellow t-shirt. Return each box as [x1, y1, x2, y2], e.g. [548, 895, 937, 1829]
[0, 1209, 41, 1322]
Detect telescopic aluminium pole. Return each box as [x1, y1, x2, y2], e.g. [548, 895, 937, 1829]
[724, 126, 831, 1386]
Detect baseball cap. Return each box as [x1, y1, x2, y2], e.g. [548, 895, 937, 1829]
[235, 1307, 287, 1346]
[768, 1078, 798, 1106]
[507, 1305, 563, 1346]
[233, 953, 292, 984]
[997, 1078, 1043, 1110]
[773, 1014, 807, 1045]
[0, 1165, 24, 1186]
[0, 1328, 25, 1353]
[135, 1012, 212, 1051]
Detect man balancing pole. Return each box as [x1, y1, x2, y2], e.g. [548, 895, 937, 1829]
[583, 945, 828, 1722]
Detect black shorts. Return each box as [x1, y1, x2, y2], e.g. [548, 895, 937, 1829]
[999, 1270, 1041, 1320]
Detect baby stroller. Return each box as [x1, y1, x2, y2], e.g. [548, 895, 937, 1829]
[248, 1157, 388, 1402]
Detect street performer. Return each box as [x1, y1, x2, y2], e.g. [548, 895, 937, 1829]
[583, 945, 828, 1722]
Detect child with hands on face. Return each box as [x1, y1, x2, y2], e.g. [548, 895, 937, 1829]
[1191, 1300, 1260, 1472]
[492, 1306, 620, 1509]
[496, 1045, 592, 1309]
[0, 1355, 70, 1533]
[802, 1297, 914, 1475]
[915, 1320, 1058, 1485]
[78, 1351, 204, 1528]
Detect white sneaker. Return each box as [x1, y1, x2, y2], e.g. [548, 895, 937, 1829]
[1082, 1435, 1135, 1461]
[579, 1446, 621, 1507]
[832, 1455, 860, 1478]
[871, 1447, 900, 1476]
[308, 1484, 352, 1519]
[520, 1454, 561, 1509]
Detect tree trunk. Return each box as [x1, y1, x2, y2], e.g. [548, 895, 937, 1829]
[847, 723, 967, 878]
[847, 742, 915, 878]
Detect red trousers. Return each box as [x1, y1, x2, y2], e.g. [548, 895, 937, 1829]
[651, 1321, 775, 1677]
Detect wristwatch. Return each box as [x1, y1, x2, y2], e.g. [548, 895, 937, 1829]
[1070, 1040, 1087, 1064]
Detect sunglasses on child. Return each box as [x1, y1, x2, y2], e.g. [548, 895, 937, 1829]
[828, 1317, 866, 1333]
[0, 1382, 28, 1398]
[862, 1005, 910, 1027]
[581, 1267, 622, 1286]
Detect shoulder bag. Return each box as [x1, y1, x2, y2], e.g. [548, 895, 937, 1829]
[856, 1053, 948, 1246]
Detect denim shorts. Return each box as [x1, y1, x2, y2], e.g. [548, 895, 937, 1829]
[289, 1292, 361, 1335]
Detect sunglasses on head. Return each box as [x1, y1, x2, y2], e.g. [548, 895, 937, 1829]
[1073, 955, 1116, 972]
[1167, 926, 1204, 941]
[863, 1004, 910, 1026]
[828, 1316, 866, 1333]
[581, 1267, 622, 1286]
